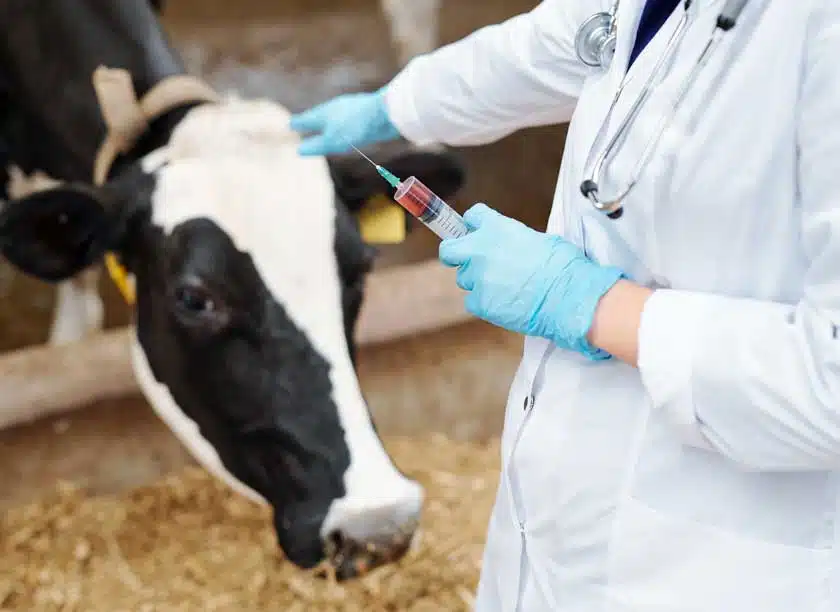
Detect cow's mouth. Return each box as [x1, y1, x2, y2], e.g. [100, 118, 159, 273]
[317, 519, 420, 581]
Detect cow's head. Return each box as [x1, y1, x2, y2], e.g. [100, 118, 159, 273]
[0, 99, 465, 578]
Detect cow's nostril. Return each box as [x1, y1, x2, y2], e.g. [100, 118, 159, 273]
[317, 481, 424, 580]
[322, 522, 418, 581]
[327, 529, 346, 550]
[324, 529, 347, 566]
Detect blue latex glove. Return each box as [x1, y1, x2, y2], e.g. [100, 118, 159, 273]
[289, 88, 401, 156]
[439, 204, 626, 360]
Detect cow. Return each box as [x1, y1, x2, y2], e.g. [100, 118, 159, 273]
[381, 0, 442, 67]
[149, 0, 442, 71]
[9, 0, 444, 348]
[0, 0, 466, 580]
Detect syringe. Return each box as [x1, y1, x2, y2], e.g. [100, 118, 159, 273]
[350, 145, 471, 241]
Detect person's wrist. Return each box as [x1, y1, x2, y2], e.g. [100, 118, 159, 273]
[574, 263, 626, 359]
[585, 278, 654, 365]
[540, 256, 624, 359]
[372, 88, 400, 141]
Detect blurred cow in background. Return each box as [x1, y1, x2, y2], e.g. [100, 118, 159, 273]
[8, 0, 443, 347]
[0, 0, 464, 580]
[381, 0, 442, 67]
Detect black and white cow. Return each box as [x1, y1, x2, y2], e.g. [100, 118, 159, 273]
[0, 0, 465, 579]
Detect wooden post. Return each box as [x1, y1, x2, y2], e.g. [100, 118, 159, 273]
[0, 260, 468, 430]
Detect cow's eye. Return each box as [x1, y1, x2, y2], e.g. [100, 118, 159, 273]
[170, 276, 230, 333]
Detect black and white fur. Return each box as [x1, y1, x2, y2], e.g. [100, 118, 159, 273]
[5, 0, 443, 347]
[0, 0, 465, 577]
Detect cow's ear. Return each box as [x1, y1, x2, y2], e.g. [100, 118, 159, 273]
[0, 184, 112, 282]
[328, 148, 467, 213]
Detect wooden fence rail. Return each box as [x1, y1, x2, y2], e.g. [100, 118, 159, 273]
[0, 260, 469, 430]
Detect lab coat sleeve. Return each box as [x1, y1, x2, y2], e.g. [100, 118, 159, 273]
[636, 2, 840, 471]
[382, 0, 591, 148]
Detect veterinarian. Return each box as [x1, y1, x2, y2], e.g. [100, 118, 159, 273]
[290, 1, 840, 610]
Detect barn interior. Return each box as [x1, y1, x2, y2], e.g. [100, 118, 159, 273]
[0, 0, 571, 609]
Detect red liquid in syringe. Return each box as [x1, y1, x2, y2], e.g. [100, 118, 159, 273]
[392, 176, 470, 240]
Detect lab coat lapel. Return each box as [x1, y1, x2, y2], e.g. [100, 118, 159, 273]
[565, 1, 726, 288]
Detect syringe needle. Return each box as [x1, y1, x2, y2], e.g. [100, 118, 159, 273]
[350, 144, 376, 166]
[349, 144, 402, 189]
[346, 140, 469, 239]
[375, 165, 402, 189]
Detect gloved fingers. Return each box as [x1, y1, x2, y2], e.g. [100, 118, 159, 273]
[288, 104, 330, 134]
[454, 262, 476, 291]
[463, 290, 484, 318]
[463, 202, 504, 230]
[438, 234, 477, 267]
[297, 133, 347, 157]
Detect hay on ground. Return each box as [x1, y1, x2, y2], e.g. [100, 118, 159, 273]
[0, 434, 500, 611]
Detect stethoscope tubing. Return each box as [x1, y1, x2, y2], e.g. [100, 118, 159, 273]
[577, 0, 749, 219]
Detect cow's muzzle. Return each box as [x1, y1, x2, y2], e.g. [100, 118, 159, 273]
[323, 514, 420, 580]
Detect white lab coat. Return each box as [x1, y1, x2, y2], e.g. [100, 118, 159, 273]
[385, 0, 840, 610]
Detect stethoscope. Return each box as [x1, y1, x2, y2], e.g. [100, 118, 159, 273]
[576, 0, 750, 219]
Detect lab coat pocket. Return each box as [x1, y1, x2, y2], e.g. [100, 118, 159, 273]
[605, 496, 832, 612]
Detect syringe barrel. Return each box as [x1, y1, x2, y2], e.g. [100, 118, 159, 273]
[393, 176, 470, 240]
[393, 176, 437, 220]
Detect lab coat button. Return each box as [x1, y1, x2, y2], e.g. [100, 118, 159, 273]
[523, 394, 535, 411]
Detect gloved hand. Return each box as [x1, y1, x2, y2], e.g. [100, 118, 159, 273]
[439, 204, 626, 359]
[289, 88, 402, 156]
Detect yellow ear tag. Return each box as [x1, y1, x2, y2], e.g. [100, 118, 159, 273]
[105, 252, 136, 305]
[355, 194, 407, 244]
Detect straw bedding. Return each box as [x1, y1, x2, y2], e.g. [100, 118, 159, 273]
[0, 434, 500, 611]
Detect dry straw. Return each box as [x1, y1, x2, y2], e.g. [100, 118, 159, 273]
[1, 434, 500, 611]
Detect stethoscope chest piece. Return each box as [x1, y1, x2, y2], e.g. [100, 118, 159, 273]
[575, 11, 617, 69]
